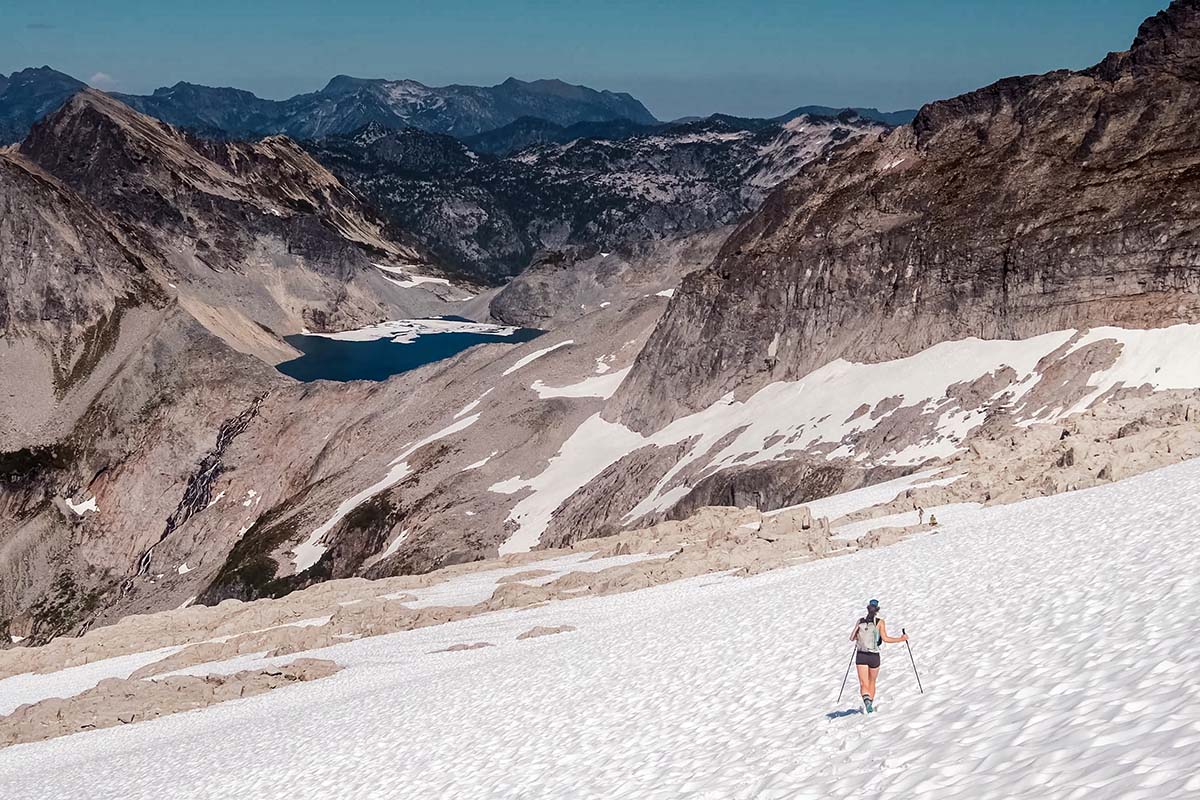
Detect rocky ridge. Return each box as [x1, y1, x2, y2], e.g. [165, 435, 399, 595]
[0, 67, 85, 145]
[1, 657, 338, 747]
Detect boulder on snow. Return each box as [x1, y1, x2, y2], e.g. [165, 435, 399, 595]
[758, 506, 814, 539]
[433, 642, 495, 653]
[516, 625, 576, 640]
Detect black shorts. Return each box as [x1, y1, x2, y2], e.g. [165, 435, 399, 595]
[855, 650, 881, 669]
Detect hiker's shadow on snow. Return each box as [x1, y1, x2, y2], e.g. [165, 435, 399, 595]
[825, 709, 865, 720]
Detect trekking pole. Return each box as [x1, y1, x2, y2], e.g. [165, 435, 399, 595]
[835, 646, 856, 702]
[902, 628, 924, 694]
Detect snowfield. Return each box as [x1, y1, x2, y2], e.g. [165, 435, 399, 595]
[2, 459, 1198, 798]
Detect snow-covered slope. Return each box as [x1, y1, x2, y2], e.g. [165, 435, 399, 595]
[491, 323, 1200, 553]
[1, 458, 1196, 798]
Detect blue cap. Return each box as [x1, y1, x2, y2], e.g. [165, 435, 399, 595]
[868, 598, 880, 608]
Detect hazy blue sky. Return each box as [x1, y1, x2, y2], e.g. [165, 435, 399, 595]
[4, 0, 1169, 119]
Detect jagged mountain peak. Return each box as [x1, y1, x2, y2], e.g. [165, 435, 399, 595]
[914, 0, 1200, 147]
[23, 89, 239, 193]
[6, 65, 73, 80]
[22, 89, 418, 275]
[1126, 0, 1200, 76]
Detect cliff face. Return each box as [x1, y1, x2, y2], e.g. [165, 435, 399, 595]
[0, 153, 169, 446]
[613, 0, 1200, 431]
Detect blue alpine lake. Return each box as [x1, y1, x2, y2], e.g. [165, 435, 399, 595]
[276, 318, 544, 382]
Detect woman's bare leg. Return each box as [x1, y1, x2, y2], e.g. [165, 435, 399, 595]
[856, 664, 870, 698]
[867, 667, 880, 700]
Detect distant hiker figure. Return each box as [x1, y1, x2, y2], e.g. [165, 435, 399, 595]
[917, 506, 925, 525]
[849, 599, 907, 713]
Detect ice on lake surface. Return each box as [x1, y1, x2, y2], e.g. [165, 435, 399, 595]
[276, 316, 542, 382]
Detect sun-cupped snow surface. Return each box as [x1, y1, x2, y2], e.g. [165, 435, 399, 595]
[380, 551, 668, 609]
[293, 413, 481, 571]
[6, 460, 1199, 798]
[501, 339, 573, 375]
[493, 324, 1200, 553]
[312, 318, 518, 344]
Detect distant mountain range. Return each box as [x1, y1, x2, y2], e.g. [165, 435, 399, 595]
[0, 66, 917, 144]
[0, 67, 86, 144]
[309, 113, 888, 283]
[773, 105, 917, 127]
[112, 75, 658, 140]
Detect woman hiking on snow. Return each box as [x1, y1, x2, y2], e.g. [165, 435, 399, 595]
[849, 599, 906, 713]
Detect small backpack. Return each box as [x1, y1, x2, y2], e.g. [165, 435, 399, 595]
[855, 617, 882, 653]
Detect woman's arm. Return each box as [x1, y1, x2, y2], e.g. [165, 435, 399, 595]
[877, 619, 908, 644]
[849, 622, 860, 642]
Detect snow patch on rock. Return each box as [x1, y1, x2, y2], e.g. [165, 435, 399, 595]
[502, 339, 573, 376]
[64, 496, 98, 516]
[531, 366, 631, 400]
[496, 325, 1200, 552]
[294, 414, 482, 571]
